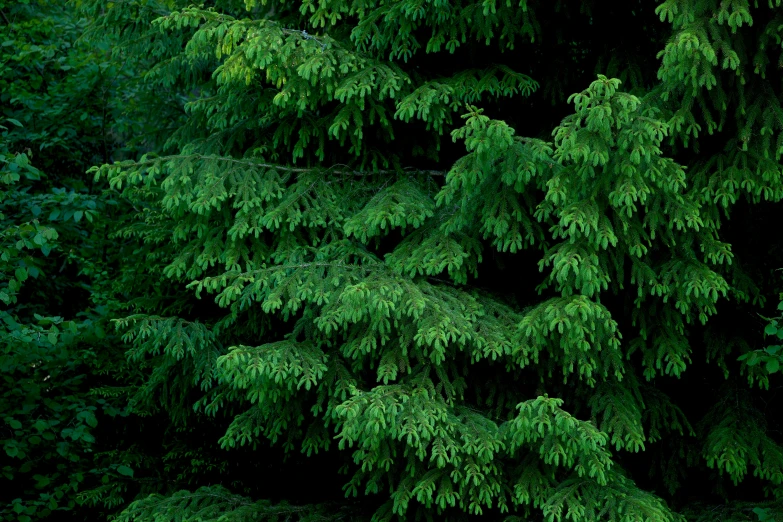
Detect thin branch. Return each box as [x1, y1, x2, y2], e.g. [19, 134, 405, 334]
[114, 153, 447, 177]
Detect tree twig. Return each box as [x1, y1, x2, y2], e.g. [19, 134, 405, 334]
[115, 153, 447, 177]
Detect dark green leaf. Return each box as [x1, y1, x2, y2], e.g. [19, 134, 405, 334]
[14, 267, 28, 282]
[84, 413, 98, 428]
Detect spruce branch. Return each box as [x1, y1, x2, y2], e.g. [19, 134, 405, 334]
[105, 154, 445, 178]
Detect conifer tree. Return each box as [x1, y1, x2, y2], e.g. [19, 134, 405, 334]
[8, 0, 783, 520]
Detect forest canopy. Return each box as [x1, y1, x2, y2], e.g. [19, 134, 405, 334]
[2, 0, 783, 521]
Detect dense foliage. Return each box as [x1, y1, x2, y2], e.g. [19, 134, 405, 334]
[1, 2, 133, 519]
[3, 0, 783, 521]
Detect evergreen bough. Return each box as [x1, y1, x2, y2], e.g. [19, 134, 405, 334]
[4, 0, 783, 520]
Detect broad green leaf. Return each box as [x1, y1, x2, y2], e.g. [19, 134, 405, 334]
[34, 475, 50, 488]
[84, 413, 98, 428]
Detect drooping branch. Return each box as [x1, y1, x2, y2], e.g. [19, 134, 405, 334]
[109, 153, 446, 178]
